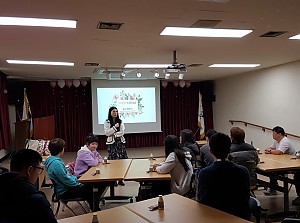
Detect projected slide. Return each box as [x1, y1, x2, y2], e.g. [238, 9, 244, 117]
[97, 87, 156, 124]
[91, 79, 161, 135]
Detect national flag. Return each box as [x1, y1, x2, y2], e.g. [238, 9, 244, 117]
[198, 92, 205, 139]
[22, 88, 33, 138]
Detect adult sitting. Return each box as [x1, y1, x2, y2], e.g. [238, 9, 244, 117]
[228, 127, 259, 190]
[199, 129, 217, 167]
[155, 135, 193, 196]
[263, 126, 300, 204]
[45, 138, 96, 211]
[180, 129, 200, 166]
[74, 134, 104, 178]
[0, 149, 57, 223]
[197, 132, 251, 220]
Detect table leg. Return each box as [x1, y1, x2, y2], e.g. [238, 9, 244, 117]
[92, 186, 99, 212]
[283, 173, 289, 212]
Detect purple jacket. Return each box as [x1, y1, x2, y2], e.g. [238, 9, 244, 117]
[74, 145, 103, 177]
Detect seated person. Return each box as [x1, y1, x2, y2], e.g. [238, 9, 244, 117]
[228, 127, 259, 189]
[74, 134, 103, 177]
[0, 149, 57, 223]
[197, 132, 251, 220]
[155, 135, 193, 196]
[45, 138, 97, 211]
[199, 129, 217, 167]
[180, 129, 200, 166]
[264, 126, 299, 200]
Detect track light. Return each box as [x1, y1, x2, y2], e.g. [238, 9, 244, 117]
[137, 70, 142, 78]
[121, 70, 126, 77]
[154, 70, 159, 78]
[178, 73, 184, 79]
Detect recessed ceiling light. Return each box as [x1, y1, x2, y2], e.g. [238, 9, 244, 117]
[0, 17, 77, 28]
[6, 60, 74, 66]
[160, 27, 253, 38]
[289, 34, 300, 40]
[124, 64, 171, 68]
[209, 64, 260, 68]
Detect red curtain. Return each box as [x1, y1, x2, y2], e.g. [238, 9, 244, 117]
[0, 73, 12, 149]
[14, 80, 214, 152]
[16, 81, 92, 152]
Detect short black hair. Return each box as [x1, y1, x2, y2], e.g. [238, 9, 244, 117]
[10, 149, 42, 172]
[205, 129, 217, 139]
[48, 138, 65, 156]
[209, 132, 231, 160]
[86, 134, 99, 145]
[272, 126, 285, 136]
[180, 129, 194, 144]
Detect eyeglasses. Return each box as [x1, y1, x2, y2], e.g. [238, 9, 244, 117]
[32, 166, 44, 175]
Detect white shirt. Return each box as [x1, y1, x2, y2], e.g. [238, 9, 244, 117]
[271, 136, 296, 155]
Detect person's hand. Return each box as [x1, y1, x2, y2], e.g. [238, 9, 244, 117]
[115, 123, 119, 128]
[265, 149, 271, 154]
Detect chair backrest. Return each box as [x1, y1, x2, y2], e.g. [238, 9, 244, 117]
[282, 218, 300, 223]
[49, 178, 60, 202]
[228, 150, 258, 187]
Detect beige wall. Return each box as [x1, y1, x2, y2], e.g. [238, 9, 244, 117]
[214, 60, 300, 150]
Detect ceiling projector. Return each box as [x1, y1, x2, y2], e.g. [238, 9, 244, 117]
[165, 64, 187, 73]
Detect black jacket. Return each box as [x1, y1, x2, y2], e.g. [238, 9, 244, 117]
[0, 172, 57, 223]
[228, 143, 259, 187]
[183, 142, 200, 164]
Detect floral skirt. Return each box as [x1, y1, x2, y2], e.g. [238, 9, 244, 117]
[107, 138, 128, 160]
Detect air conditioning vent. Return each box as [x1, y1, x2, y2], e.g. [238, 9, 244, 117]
[85, 63, 99, 66]
[260, 31, 287, 37]
[97, 22, 123, 30]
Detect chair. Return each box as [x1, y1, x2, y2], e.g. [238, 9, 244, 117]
[249, 196, 262, 223]
[50, 179, 89, 218]
[282, 218, 300, 223]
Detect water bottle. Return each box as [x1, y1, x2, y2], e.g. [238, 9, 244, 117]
[158, 195, 164, 210]
[91, 212, 99, 223]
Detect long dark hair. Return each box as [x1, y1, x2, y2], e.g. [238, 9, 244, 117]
[107, 106, 122, 130]
[164, 135, 190, 171]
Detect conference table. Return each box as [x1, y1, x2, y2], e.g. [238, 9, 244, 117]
[57, 205, 149, 223]
[256, 153, 300, 220]
[124, 158, 171, 201]
[77, 159, 132, 211]
[124, 158, 170, 181]
[124, 193, 251, 223]
[58, 193, 251, 223]
[196, 140, 207, 147]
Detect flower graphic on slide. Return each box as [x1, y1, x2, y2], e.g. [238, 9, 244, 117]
[110, 90, 144, 119]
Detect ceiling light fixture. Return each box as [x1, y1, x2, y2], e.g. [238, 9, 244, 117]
[121, 70, 126, 77]
[289, 34, 300, 40]
[160, 27, 253, 38]
[0, 17, 77, 28]
[136, 70, 142, 78]
[165, 73, 170, 79]
[209, 64, 260, 68]
[124, 64, 171, 69]
[178, 73, 184, 79]
[154, 70, 160, 78]
[6, 60, 74, 66]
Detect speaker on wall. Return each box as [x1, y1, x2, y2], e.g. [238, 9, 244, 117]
[8, 80, 24, 105]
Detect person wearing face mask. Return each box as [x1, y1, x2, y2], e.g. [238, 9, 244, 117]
[74, 134, 104, 178]
[104, 106, 127, 186]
